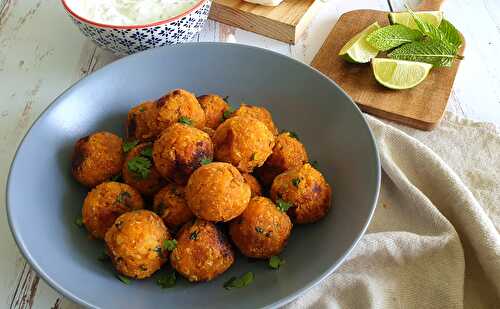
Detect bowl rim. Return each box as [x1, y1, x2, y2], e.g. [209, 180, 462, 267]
[6, 42, 380, 309]
[60, 0, 208, 29]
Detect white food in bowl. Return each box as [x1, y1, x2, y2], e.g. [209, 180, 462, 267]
[65, 0, 199, 26]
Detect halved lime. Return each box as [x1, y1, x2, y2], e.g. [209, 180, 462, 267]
[339, 22, 380, 63]
[372, 58, 432, 90]
[389, 11, 443, 29]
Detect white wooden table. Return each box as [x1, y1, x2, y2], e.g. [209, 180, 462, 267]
[1, 0, 499, 308]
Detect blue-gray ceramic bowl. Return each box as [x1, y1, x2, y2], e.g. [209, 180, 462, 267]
[7, 43, 380, 309]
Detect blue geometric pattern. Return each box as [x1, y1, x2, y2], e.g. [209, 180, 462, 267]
[68, 1, 212, 55]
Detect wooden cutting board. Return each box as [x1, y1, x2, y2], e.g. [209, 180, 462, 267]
[208, 0, 322, 44]
[311, 0, 465, 130]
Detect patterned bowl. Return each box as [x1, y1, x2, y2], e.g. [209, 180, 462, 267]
[61, 0, 212, 55]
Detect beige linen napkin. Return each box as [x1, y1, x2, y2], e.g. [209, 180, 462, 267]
[287, 112, 500, 309]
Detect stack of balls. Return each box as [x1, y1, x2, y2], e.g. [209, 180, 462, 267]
[71, 89, 332, 282]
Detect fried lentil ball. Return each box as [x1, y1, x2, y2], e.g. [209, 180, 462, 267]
[152, 123, 213, 184]
[82, 182, 144, 239]
[197, 94, 230, 129]
[231, 104, 279, 136]
[229, 197, 292, 258]
[255, 132, 309, 187]
[156, 89, 206, 129]
[242, 173, 262, 197]
[170, 219, 234, 282]
[122, 142, 166, 197]
[185, 162, 251, 222]
[153, 184, 194, 230]
[126, 101, 164, 142]
[105, 210, 170, 279]
[213, 116, 275, 173]
[71, 131, 124, 187]
[270, 163, 332, 224]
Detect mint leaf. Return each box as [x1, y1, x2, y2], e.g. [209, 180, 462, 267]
[389, 39, 457, 67]
[269, 256, 285, 269]
[439, 19, 462, 49]
[140, 146, 153, 158]
[366, 25, 422, 51]
[407, 7, 446, 42]
[163, 239, 177, 252]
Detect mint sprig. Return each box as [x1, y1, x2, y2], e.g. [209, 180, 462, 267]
[367, 25, 422, 51]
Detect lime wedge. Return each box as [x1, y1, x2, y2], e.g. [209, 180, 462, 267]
[339, 22, 380, 64]
[389, 11, 443, 29]
[372, 58, 432, 90]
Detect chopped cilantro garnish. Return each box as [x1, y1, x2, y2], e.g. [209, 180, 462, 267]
[116, 274, 131, 285]
[157, 271, 176, 289]
[178, 116, 193, 126]
[139, 107, 146, 113]
[291, 178, 301, 187]
[288, 131, 299, 140]
[223, 272, 254, 290]
[74, 216, 83, 228]
[190, 231, 199, 240]
[200, 157, 212, 165]
[223, 107, 235, 120]
[111, 173, 122, 182]
[116, 191, 131, 204]
[97, 251, 110, 262]
[163, 239, 177, 252]
[123, 140, 139, 153]
[127, 156, 151, 179]
[140, 146, 153, 158]
[269, 256, 285, 269]
[276, 199, 293, 212]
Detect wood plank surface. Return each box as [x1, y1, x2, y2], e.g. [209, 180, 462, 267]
[209, 0, 322, 43]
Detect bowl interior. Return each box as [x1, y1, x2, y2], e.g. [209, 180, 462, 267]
[7, 43, 379, 309]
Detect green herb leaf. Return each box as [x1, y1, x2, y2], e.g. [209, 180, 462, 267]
[276, 199, 293, 212]
[127, 156, 152, 179]
[111, 174, 122, 182]
[223, 107, 235, 120]
[310, 160, 319, 169]
[178, 116, 193, 126]
[123, 140, 139, 153]
[366, 24, 422, 51]
[222, 95, 230, 103]
[190, 231, 199, 240]
[269, 256, 285, 269]
[389, 39, 457, 67]
[439, 19, 462, 49]
[116, 191, 131, 204]
[116, 274, 131, 285]
[157, 271, 176, 289]
[140, 147, 153, 158]
[163, 239, 177, 252]
[97, 251, 110, 262]
[74, 216, 84, 228]
[223, 272, 254, 290]
[139, 107, 146, 113]
[291, 178, 301, 187]
[200, 157, 212, 165]
[407, 7, 447, 43]
[287, 131, 299, 140]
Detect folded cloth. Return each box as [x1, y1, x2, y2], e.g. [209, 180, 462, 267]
[287, 112, 500, 309]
